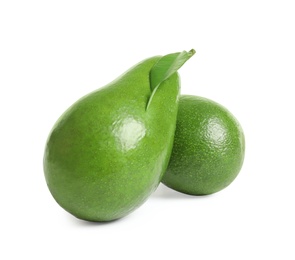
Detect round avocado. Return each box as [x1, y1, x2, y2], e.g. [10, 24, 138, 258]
[162, 95, 245, 195]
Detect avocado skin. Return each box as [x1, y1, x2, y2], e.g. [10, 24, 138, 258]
[44, 57, 180, 221]
[162, 95, 245, 195]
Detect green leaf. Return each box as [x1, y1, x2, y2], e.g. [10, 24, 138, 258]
[146, 49, 195, 110]
[150, 49, 195, 91]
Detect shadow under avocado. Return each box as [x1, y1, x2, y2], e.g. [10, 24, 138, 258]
[151, 183, 215, 200]
[66, 212, 126, 226]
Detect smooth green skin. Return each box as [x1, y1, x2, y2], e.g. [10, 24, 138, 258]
[162, 95, 245, 195]
[44, 57, 180, 221]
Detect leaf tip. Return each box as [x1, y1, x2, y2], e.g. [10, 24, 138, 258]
[188, 49, 196, 57]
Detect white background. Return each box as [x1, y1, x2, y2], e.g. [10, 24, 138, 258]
[1, 0, 294, 259]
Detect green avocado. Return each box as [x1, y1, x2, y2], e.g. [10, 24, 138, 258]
[162, 95, 245, 195]
[43, 50, 195, 221]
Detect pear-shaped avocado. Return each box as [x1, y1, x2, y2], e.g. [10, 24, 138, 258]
[44, 50, 195, 221]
